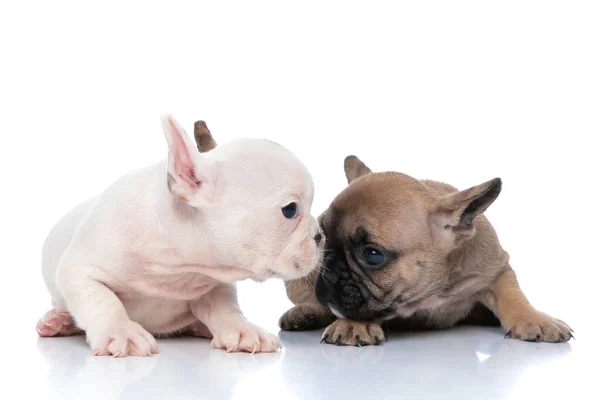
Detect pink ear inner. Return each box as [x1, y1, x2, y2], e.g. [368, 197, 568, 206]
[168, 118, 201, 188]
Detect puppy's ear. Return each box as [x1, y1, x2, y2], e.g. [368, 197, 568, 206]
[431, 178, 502, 247]
[344, 155, 372, 184]
[161, 114, 219, 204]
[194, 120, 217, 153]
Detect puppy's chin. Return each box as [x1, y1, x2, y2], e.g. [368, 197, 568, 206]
[249, 275, 269, 283]
[291, 246, 323, 280]
[247, 259, 318, 282]
[275, 254, 322, 281]
[274, 259, 320, 281]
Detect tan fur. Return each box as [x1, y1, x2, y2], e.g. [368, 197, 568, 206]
[193, 120, 217, 153]
[278, 269, 335, 330]
[480, 266, 572, 342]
[281, 156, 572, 345]
[321, 319, 385, 346]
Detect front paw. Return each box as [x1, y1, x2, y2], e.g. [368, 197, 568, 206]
[279, 303, 335, 331]
[88, 321, 159, 357]
[211, 321, 281, 353]
[321, 319, 386, 346]
[504, 311, 573, 343]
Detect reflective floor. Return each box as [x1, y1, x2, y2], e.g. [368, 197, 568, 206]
[8, 318, 596, 400]
[5, 274, 596, 400]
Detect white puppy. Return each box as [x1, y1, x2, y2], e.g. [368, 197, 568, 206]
[37, 115, 323, 357]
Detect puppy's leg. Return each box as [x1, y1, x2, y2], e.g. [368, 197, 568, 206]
[322, 319, 386, 346]
[481, 265, 573, 343]
[279, 303, 336, 331]
[36, 308, 82, 337]
[57, 263, 158, 357]
[192, 284, 281, 353]
[280, 271, 336, 331]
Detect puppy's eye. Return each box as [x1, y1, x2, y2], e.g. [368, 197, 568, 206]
[362, 247, 384, 266]
[282, 202, 298, 219]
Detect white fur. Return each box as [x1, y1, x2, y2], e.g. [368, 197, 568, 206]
[40, 115, 322, 356]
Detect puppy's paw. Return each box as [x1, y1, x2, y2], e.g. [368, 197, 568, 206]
[89, 321, 159, 357]
[211, 321, 281, 353]
[321, 319, 386, 346]
[279, 303, 335, 331]
[36, 309, 79, 337]
[504, 311, 573, 343]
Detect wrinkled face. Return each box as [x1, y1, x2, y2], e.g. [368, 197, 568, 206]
[315, 172, 449, 320]
[162, 115, 323, 282]
[206, 139, 323, 281]
[314, 157, 502, 321]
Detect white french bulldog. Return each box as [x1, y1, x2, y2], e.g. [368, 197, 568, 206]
[37, 115, 323, 357]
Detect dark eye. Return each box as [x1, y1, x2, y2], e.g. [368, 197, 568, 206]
[282, 202, 297, 219]
[362, 247, 384, 266]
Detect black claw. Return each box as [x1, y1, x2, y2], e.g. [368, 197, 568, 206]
[535, 334, 541, 343]
[504, 330, 513, 339]
[320, 334, 329, 344]
[334, 335, 342, 345]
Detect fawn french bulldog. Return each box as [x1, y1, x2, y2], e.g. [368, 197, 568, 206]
[280, 155, 572, 346]
[37, 115, 323, 356]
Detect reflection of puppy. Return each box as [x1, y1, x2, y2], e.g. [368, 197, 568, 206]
[280, 156, 572, 345]
[37, 115, 323, 356]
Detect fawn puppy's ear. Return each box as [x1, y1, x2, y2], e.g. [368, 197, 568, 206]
[431, 178, 502, 247]
[193, 120, 217, 153]
[344, 155, 372, 184]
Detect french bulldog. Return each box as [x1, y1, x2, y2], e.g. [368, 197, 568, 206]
[280, 155, 572, 345]
[37, 115, 323, 356]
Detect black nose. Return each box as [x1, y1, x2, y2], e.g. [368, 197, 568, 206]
[314, 233, 322, 245]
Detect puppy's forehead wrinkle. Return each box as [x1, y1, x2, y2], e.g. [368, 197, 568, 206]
[331, 173, 433, 251]
[345, 268, 381, 303]
[344, 249, 388, 301]
[350, 227, 368, 245]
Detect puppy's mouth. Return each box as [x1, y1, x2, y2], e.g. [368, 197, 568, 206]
[315, 263, 394, 321]
[284, 245, 324, 280]
[328, 304, 345, 318]
[316, 271, 366, 318]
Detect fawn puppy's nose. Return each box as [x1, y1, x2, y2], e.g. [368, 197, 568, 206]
[314, 233, 322, 245]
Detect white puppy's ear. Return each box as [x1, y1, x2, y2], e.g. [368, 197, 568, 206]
[161, 114, 219, 204]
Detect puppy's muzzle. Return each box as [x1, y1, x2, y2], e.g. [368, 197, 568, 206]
[316, 257, 366, 315]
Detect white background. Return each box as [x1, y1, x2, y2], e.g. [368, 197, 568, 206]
[1, 1, 599, 399]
